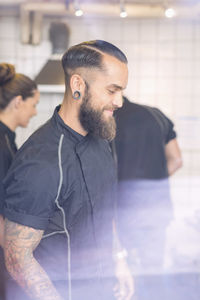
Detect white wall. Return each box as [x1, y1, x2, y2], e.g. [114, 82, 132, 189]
[0, 12, 200, 273]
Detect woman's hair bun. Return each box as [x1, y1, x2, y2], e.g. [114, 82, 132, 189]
[0, 63, 16, 86]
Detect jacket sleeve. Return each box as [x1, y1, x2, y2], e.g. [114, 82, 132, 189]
[151, 107, 177, 144]
[3, 152, 59, 230]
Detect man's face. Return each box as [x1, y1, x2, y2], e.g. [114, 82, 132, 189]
[79, 54, 128, 141]
[18, 90, 40, 128]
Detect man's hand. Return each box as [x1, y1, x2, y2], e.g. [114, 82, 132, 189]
[114, 257, 134, 300]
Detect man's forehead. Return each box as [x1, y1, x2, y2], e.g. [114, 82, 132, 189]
[102, 56, 128, 88]
[102, 53, 126, 67]
[103, 56, 127, 76]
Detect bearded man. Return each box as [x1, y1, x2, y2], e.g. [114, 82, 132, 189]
[2, 40, 133, 300]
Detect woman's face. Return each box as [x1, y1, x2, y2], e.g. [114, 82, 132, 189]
[18, 89, 40, 128]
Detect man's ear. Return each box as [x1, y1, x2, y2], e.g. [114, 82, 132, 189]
[70, 74, 85, 98]
[13, 95, 23, 109]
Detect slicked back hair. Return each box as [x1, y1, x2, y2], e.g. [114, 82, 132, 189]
[61, 40, 128, 88]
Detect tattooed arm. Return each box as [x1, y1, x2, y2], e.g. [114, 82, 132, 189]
[4, 219, 63, 300]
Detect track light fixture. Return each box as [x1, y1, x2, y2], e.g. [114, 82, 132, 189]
[120, 0, 127, 18]
[164, 1, 176, 18]
[74, 0, 83, 17]
[75, 8, 83, 17]
[165, 7, 176, 18]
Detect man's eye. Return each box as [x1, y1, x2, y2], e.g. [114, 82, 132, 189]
[108, 90, 115, 94]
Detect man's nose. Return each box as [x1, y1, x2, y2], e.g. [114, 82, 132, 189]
[33, 108, 37, 116]
[113, 92, 123, 108]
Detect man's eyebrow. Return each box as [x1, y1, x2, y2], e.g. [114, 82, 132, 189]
[107, 84, 124, 90]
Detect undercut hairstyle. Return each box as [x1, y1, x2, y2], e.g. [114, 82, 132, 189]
[62, 40, 128, 87]
[0, 63, 37, 110]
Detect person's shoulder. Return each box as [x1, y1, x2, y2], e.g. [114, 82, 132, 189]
[28, 117, 55, 144]
[0, 134, 8, 151]
[116, 99, 140, 117]
[6, 140, 60, 190]
[149, 107, 173, 125]
[142, 105, 166, 119]
[14, 119, 60, 167]
[0, 130, 7, 145]
[0, 134, 13, 161]
[123, 98, 149, 113]
[139, 103, 155, 113]
[149, 106, 164, 115]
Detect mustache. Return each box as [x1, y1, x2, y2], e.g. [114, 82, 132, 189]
[103, 105, 118, 112]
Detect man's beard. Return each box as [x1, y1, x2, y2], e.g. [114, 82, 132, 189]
[79, 84, 116, 141]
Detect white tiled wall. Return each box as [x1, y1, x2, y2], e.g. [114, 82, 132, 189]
[0, 15, 198, 132]
[0, 12, 200, 272]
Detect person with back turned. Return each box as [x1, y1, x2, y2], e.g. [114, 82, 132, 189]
[3, 41, 133, 300]
[114, 96, 182, 300]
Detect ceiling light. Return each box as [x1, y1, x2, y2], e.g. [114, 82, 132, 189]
[120, 1, 127, 18]
[120, 9, 127, 18]
[74, 0, 83, 17]
[75, 8, 83, 17]
[165, 7, 176, 18]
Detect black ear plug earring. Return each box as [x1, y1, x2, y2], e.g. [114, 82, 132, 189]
[73, 90, 81, 100]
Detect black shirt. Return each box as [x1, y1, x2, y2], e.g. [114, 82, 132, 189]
[114, 97, 176, 180]
[0, 121, 17, 300]
[0, 121, 17, 214]
[3, 106, 116, 300]
[114, 98, 175, 248]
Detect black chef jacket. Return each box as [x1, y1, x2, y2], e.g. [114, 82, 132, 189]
[114, 97, 176, 180]
[3, 106, 117, 300]
[0, 121, 17, 300]
[0, 121, 17, 214]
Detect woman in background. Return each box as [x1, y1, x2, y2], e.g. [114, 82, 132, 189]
[0, 63, 39, 300]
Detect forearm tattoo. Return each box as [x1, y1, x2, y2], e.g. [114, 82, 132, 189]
[4, 219, 62, 300]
